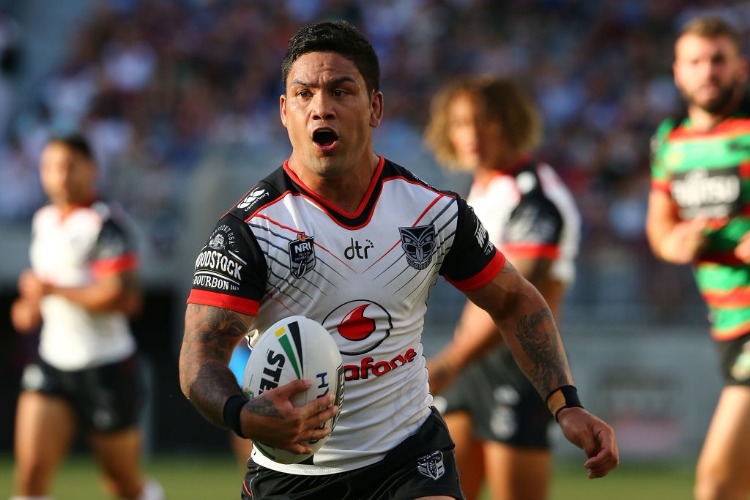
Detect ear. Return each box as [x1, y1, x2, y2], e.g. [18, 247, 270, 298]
[369, 91, 384, 128]
[279, 94, 288, 128]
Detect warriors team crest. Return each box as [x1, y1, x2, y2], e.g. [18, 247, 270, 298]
[289, 232, 315, 278]
[417, 451, 445, 480]
[399, 225, 437, 270]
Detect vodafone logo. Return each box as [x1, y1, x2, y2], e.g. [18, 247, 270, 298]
[325, 300, 391, 355]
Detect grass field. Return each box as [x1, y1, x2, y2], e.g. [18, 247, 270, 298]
[0, 453, 694, 499]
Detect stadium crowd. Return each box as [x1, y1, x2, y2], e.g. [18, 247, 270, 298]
[0, 0, 744, 320]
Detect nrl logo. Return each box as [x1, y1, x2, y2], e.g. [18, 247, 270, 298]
[288, 232, 315, 278]
[399, 225, 436, 270]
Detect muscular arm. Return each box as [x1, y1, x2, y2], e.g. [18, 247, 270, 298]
[179, 303, 252, 428]
[462, 260, 573, 397]
[179, 303, 337, 452]
[19, 268, 142, 316]
[428, 255, 561, 395]
[464, 260, 619, 477]
[646, 189, 708, 264]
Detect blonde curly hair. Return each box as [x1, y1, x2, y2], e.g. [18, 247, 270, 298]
[424, 76, 542, 172]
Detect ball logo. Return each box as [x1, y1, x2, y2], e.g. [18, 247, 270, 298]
[326, 300, 391, 355]
[272, 322, 304, 379]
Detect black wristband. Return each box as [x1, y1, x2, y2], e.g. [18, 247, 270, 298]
[223, 394, 248, 438]
[545, 385, 583, 421]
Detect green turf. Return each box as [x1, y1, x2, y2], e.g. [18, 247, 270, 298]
[0, 453, 694, 499]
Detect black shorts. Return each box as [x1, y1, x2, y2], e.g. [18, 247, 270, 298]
[20, 354, 143, 432]
[242, 408, 465, 500]
[716, 332, 750, 386]
[433, 346, 553, 449]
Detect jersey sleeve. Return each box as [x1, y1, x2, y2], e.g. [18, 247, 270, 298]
[650, 120, 675, 195]
[503, 196, 563, 260]
[186, 213, 267, 316]
[440, 198, 505, 291]
[90, 216, 139, 278]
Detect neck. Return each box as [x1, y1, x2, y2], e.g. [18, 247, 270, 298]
[287, 154, 380, 214]
[475, 154, 528, 185]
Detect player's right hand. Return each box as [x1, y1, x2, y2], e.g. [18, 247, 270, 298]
[10, 298, 41, 334]
[242, 380, 336, 454]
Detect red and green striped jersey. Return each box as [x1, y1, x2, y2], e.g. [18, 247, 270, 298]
[651, 101, 750, 340]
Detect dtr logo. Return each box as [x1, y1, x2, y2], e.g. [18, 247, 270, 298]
[344, 237, 374, 260]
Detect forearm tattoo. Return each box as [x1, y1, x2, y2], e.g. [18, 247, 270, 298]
[181, 304, 250, 426]
[514, 308, 570, 395]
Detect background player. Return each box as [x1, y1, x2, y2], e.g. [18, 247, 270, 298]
[646, 15, 750, 500]
[423, 76, 581, 500]
[9, 134, 163, 500]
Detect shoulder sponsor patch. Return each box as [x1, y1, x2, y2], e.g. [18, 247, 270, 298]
[193, 224, 246, 292]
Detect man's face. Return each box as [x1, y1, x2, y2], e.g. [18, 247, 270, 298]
[39, 142, 96, 206]
[280, 51, 382, 179]
[447, 93, 507, 171]
[674, 33, 748, 114]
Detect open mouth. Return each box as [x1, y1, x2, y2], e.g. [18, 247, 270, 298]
[313, 128, 339, 147]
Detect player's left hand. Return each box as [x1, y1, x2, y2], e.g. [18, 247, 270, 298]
[557, 406, 620, 479]
[18, 269, 46, 300]
[426, 352, 458, 396]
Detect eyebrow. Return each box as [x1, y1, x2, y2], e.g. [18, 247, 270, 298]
[289, 76, 358, 88]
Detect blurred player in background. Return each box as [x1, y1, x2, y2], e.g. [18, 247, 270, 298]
[424, 76, 581, 499]
[179, 20, 617, 500]
[9, 134, 163, 500]
[646, 15, 750, 500]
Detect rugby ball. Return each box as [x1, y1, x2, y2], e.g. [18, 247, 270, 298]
[241, 315, 344, 464]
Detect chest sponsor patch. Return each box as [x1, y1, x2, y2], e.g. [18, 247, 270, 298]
[671, 167, 742, 219]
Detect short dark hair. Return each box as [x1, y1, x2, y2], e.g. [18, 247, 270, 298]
[49, 133, 95, 161]
[281, 21, 380, 93]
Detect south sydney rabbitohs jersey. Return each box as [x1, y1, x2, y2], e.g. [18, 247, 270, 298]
[188, 156, 504, 474]
[468, 160, 580, 285]
[651, 98, 750, 340]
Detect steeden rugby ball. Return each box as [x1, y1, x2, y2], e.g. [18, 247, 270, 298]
[242, 315, 344, 464]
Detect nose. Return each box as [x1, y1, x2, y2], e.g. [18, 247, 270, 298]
[311, 93, 335, 120]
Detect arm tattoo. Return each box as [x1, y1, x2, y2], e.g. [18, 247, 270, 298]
[180, 304, 251, 427]
[247, 396, 283, 419]
[514, 308, 570, 395]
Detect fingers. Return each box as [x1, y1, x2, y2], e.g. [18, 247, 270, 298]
[558, 408, 620, 479]
[582, 425, 620, 479]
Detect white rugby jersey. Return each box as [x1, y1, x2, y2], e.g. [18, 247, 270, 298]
[30, 201, 138, 370]
[468, 160, 580, 285]
[188, 156, 504, 474]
